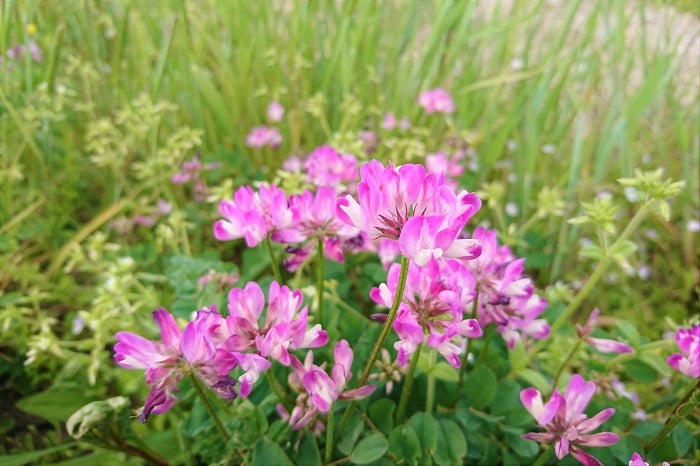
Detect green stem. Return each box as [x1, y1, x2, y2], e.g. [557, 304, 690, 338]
[325, 406, 335, 464]
[549, 339, 582, 396]
[317, 238, 325, 326]
[425, 348, 436, 415]
[477, 325, 495, 365]
[531, 445, 554, 466]
[337, 256, 410, 437]
[266, 370, 293, 412]
[456, 294, 479, 402]
[190, 374, 228, 442]
[264, 235, 282, 284]
[522, 203, 650, 367]
[396, 344, 423, 423]
[645, 378, 700, 453]
[358, 255, 410, 386]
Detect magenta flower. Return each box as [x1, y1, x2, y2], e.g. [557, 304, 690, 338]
[370, 257, 482, 366]
[425, 151, 465, 189]
[225, 281, 328, 366]
[629, 452, 669, 466]
[114, 308, 239, 421]
[576, 309, 634, 354]
[417, 88, 455, 114]
[304, 145, 358, 191]
[213, 184, 294, 247]
[272, 186, 369, 271]
[267, 102, 284, 122]
[336, 160, 481, 265]
[382, 113, 397, 130]
[465, 227, 549, 348]
[520, 374, 619, 466]
[281, 340, 375, 430]
[667, 323, 700, 378]
[246, 126, 282, 148]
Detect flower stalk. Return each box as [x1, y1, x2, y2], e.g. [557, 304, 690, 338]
[190, 374, 229, 442]
[396, 343, 423, 423]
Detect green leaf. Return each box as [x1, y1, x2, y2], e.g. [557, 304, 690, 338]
[580, 244, 605, 260]
[0, 443, 76, 466]
[623, 359, 658, 383]
[369, 399, 395, 435]
[296, 431, 322, 466]
[508, 340, 527, 371]
[251, 437, 294, 466]
[407, 412, 438, 454]
[611, 240, 637, 257]
[230, 401, 269, 448]
[350, 433, 389, 465]
[506, 433, 539, 459]
[434, 419, 467, 466]
[671, 422, 693, 457]
[426, 362, 459, 382]
[630, 421, 663, 441]
[464, 366, 497, 409]
[489, 379, 521, 415]
[616, 320, 641, 347]
[516, 368, 550, 393]
[388, 425, 421, 466]
[638, 351, 671, 377]
[338, 412, 364, 455]
[15, 383, 100, 425]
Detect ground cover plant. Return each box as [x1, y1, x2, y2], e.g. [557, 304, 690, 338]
[0, 0, 698, 465]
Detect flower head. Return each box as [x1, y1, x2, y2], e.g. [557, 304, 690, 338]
[667, 323, 700, 378]
[336, 160, 481, 265]
[246, 126, 282, 148]
[520, 374, 619, 466]
[267, 102, 284, 122]
[417, 88, 455, 114]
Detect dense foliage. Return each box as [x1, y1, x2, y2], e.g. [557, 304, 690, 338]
[0, 1, 698, 465]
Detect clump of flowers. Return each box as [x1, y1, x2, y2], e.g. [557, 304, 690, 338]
[246, 126, 282, 149]
[667, 323, 700, 378]
[172, 153, 220, 201]
[336, 160, 481, 266]
[520, 374, 620, 466]
[370, 257, 483, 366]
[417, 88, 455, 114]
[1, 39, 41, 69]
[466, 227, 549, 348]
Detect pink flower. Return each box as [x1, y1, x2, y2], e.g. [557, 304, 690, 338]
[667, 323, 700, 378]
[304, 145, 358, 190]
[336, 160, 481, 265]
[425, 151, 465, 188]
[465, 227, 549, 347]
[281, 340, 375, 430]
[272, 186, 369, 271]
[114, 308, 239, 421]
[382, 113, 397, 130]
[628, 452, 669, 466]
[417, 88, 455, 114]
[520, 374, 619, 466]
[267, 102, 284, 122]
[225, 281, 328, 366]
[370, 258, 482, 367]
[213, 184, 294, 247]
[576, 309, 634, 354]
[246, 126, 282, 148]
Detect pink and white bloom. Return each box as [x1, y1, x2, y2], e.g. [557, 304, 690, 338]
[336, 160, 481, 265]
[667, 323, 700, 378]
[304, 145, 358, 191]
[272, 186, 370, 271]
[114, 308, 239, 421]
[225, 281, 328, 366]
[214, 184, 294, 247]
[465, 227, 549, 348]
[246, 126, 282, 148]
[267, 102, 284, 122]
[371, 257, 482, 366]
[576, 309, 634, 354]
[417, 88, 455, 114]
[426, 151, 465, 189]
[629, 452, 669, 466]
[281, 340, 375, 431]
[521, 374, 619, 466]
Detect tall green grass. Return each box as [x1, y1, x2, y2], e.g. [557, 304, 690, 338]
[1, 0, 697, 290]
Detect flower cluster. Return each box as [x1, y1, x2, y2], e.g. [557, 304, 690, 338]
[213, 184, 294, 247]
[1, 39, 41, 69]
[283, 145, 359, 192]
[246, 126, 283, 149]
[114, 281, 328, 420]
[371, 258, 483, 367]
[667, 323, 700, 378]
[417, 87, 455, 114]
[577, 308, 634, 354]
[279, 340, 375, 431]
[466, 227, 549, 348]
[171, 153, 220, 201]
[521, 374, 619, 466]
[336, 160, 481, 266]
